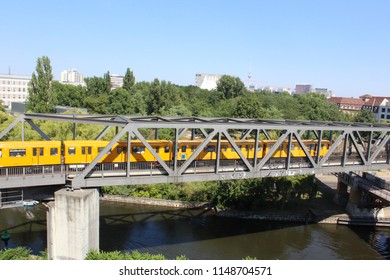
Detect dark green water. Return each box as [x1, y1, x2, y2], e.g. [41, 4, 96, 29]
[1, 201, 389, 259]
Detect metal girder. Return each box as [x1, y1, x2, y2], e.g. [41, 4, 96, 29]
[0, 115, 24, 140]
[25, 119, 51, 140]
[256, 130, 290, 171]
[223, 130, 253, 172]
[177, 130, 218, 175]
[18, 113, 390, 131]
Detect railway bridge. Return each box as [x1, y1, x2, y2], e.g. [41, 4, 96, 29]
[1, 113, 390, 259]
[0, 113, 389, 190]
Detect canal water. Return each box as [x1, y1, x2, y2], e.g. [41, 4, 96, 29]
[1, 201, 389, 260]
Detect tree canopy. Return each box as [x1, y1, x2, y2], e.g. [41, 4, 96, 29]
[26, 56, 56, 113]
[20, 57, 372, 125]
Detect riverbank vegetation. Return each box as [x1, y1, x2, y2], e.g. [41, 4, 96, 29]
[0, 247, 259, 260]
[102, 175, 319, 211]
[0, 247, 186, 260]
[0, 247, 47, 260]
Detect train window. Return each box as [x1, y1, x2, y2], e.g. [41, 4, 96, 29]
[9, 149, 26, 157]
[33, 148, 37, 156]
[50, 148, 58, 156]
[181, 146, 187, 152]
[164, 146, 170, 153]
[291, 144, 295, 150]
[82, 147, 86, 155]
[68, 147, 76, 155]
[0, 149, 2, 157]
[98, 147, 112, 154]
[191, 146, 196, 152]
[246, 145, 253, 151]
[154, 147, 160, 153]
[132, 146, 145, 154]
[204, 146, 215, 152]
[222, 145, 227, 151]
[40, 148, 44, 156]
[88, 147, 92, 154]
[116, 147, 122, 154]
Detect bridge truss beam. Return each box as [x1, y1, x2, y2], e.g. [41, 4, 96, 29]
[0, 114, 389, 189]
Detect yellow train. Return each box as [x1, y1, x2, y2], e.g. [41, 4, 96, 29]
[0, 139, 330, 168]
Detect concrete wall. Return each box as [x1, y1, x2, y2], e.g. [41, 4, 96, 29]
[47, 189, 99, 260]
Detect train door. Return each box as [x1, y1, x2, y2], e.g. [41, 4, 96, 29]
[81, 146, 93, 163]
[32, 147, 44, 165]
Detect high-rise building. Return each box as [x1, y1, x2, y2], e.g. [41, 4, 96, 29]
[60, 69, 85, 86]
[295, 84, 312, 94]
[0, 73, 30, 109]
[195, 73, 222, 90]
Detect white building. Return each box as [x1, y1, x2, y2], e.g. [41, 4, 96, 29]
[195, 73, 222, 90]
[60, 69, 85, 86]
[0, 74, 30, 109]
[110, 74, 124, 90]
[259, 86, 293, 94]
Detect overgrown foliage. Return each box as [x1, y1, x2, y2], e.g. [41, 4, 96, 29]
[103, 175, 319, 211]
[85, 249, 187, 260]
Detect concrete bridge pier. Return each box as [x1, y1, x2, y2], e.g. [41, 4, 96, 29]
[345, 180, 377, 218]
[334, 180, 349, 206]
[47, 188, 99, 260]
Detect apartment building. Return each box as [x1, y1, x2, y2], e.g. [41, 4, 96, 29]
[0, 74, 30, 109]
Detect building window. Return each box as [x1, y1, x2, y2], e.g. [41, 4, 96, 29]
[382, 108, 386, 112]
[381, 114, 385, 119]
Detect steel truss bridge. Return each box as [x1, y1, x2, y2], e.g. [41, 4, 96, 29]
[0, 113, 390, 190]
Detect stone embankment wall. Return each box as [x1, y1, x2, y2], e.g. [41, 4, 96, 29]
[100, 195, 212, 209]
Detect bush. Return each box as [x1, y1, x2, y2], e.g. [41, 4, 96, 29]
[85, 249, 172, 260]
[0, 247, 33, 260]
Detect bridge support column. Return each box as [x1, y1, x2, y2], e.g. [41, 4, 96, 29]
[47, 188, 99, 260]
[334, 180, 349, 206]
[348, 185, 362, 205]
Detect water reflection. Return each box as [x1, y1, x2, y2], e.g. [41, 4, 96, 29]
[0, 201, 388, 259]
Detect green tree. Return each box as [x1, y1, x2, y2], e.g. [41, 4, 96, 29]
[233, 93, 284, 119]
[105, 88, 134, 115]
[52, 81, 87, 108]
[103, 71, 111, 93]
[84, 75, 111, 114]
[216, 75, 245, 99]
[146, 79, 183, 115]
[294, 93, 345, 121]
[354, 109, 376, 123]
[26, 56, 56, 113]
[123, 67, 136, 91]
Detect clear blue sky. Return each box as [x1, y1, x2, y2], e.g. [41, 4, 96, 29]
[1, 0, 389, 97]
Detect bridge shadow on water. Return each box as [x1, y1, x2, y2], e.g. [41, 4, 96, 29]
[99, 203, 315, 259]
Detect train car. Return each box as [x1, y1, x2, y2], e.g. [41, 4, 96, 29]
[177, 139, 264, 161]
[62, 140, 174, 164]
[0, 141, 62, 167]
[263, 140, 330, 158]
[0, 138, 332, 169]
